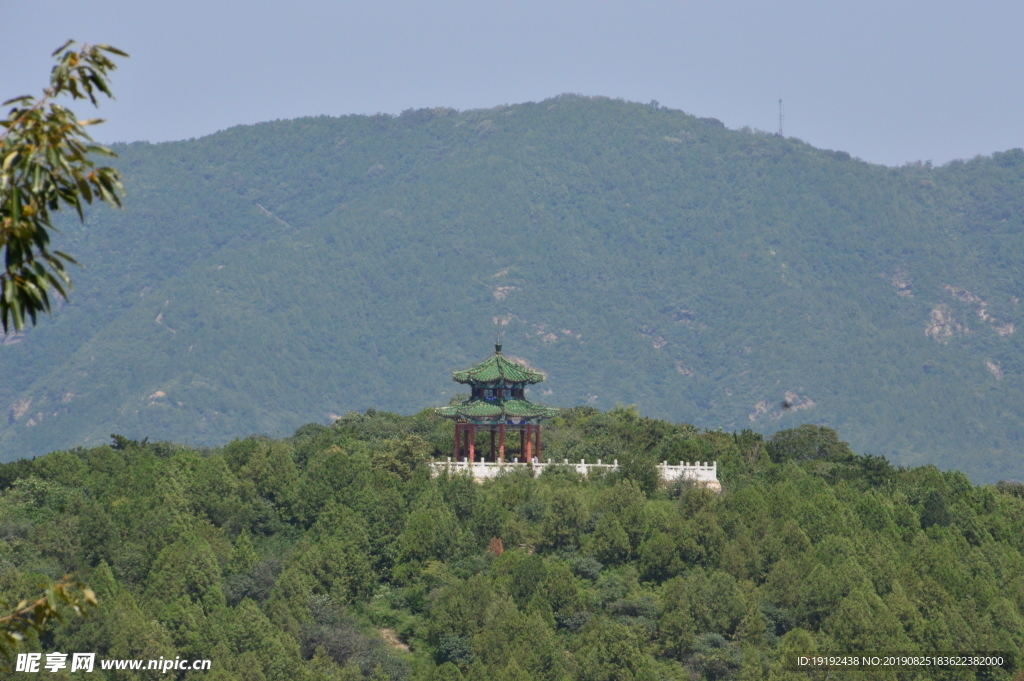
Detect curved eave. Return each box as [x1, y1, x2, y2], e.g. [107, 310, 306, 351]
[451, 354, 545, 385]
[435, 398, 559, 420]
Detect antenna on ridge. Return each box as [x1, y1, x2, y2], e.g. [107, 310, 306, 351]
[778, 97, 784, 136]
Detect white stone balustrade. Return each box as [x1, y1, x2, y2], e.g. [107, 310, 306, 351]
[428, 458, 719, 490]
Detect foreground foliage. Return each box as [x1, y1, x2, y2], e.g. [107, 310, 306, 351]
[0, 407, 1022, 679]
[0, 41, 126, 332]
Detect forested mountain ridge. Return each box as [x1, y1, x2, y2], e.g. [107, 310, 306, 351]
[0, 411, 1022, 680]
[1, 95, 1022, 481]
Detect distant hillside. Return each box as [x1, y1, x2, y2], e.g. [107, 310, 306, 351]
[1, 95, 1022, 481]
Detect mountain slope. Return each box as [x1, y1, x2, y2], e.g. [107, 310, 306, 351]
[2, 95, 1022, 481]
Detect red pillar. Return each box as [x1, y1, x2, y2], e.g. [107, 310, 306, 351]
[499, 423, 506, 463]
[524, 424, 533, 462]
[535, 424, 541, 461]
[469, 424, 477, 462]
[454, 424, 462, 460]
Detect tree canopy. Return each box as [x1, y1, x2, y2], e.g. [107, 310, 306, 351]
[0, 409, 1020, 679]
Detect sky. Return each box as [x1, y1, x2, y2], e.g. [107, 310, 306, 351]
[3, 0, 1022, 167]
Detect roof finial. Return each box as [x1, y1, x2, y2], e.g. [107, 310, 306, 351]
[495, 342, 502, 354]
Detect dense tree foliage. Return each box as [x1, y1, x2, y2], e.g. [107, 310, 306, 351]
[0, 408, 1021, 679]
[0, 96, 1023, 481]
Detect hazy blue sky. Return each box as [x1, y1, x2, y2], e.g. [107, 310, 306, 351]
[3, 0, 1021, 166]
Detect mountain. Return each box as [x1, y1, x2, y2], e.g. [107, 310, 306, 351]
[1, 94, 1022, 482]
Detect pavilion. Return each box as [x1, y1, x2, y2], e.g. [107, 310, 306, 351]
[435, 344, 559, 463]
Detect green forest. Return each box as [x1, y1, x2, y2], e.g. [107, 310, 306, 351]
[1, 95, 1023, 481]
[1, 408, 1022, 679]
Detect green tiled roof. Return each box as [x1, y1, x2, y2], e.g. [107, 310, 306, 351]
[451, 344, 545, 385]
[436, 398, 560, 420]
